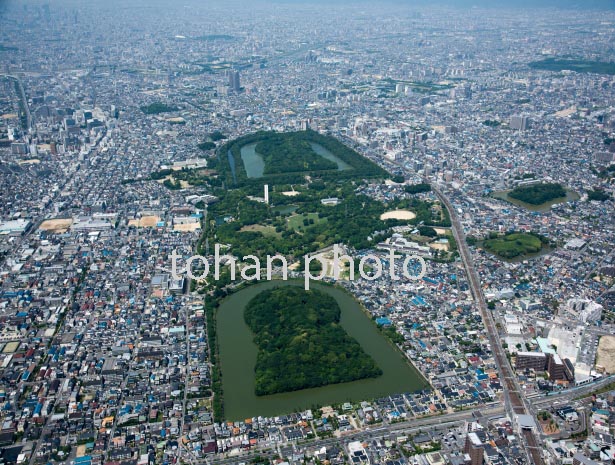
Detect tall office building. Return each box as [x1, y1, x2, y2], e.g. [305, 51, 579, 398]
[547, 353, 566, 381]
[510, 115, 529, 130]
[515, 352, 547, 372]
[228, 70, 240, 92]
[463, 432, 485, 465]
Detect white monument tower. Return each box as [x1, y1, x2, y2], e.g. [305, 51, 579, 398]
[264, 184, 269, 204]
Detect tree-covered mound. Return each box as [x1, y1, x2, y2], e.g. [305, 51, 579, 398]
[508, 182, 566, 205]
[587, 188, 611, 202]
[529, 58, 615, 75]
[216, 129, 388, 186]
[244, 287, 382, 396]
[483, 232, 549, 259]
[140, 102, 179, 114]
[255, 134, 338, 174]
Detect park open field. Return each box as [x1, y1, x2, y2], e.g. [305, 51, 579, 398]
[429, 242, 450, 251]
[39, 218, 73, 233]
[18, 159, 41, 165]
[380, 210, 417, 220]
[173, 223, 201, 232]
[128, 215, 161, 228]
[240, 224, 279, 237]
[597, 336, 615, 374]
[287, 212, 325, 230]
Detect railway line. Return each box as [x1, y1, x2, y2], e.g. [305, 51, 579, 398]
[432, 184, 546, 465]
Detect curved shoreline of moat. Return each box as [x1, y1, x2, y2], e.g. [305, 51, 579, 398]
[491, 189, 579, 212]
[216, 280, 429, 420]
[239, 141, 351, 179]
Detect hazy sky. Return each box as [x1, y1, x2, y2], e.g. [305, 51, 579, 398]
[3, 0, 615, 8]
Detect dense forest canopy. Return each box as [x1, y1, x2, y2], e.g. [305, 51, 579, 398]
[587, 188, 611, 201]
[255, 135, 338, 174]
[140, 102, 179, 114]
[244, 287, 382, 396]
[508, 182, 567, 205]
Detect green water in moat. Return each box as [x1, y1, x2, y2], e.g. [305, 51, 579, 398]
[239, 142, 351, 178]
[217, 280, 429, 420]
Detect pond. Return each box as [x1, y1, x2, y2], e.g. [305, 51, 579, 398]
[217, 280, 429, 420]
[308, 142, 352, 170]
[272, 204, 298, 215]
[239, 142, 351, 178]
[239, 143, 266, 179]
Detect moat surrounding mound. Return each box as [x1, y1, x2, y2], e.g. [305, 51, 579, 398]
[507, 183, 567, 205]
[492, 184, 579, 212]
[219, 129, 388, 186]
[216, 280, 430, 420]
[244, 287, 382, 396]
[483, 232, 551, 260]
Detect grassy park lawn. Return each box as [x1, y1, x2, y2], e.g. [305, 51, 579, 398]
[287, 212, 327, 231]
[239, 224, 280, 238]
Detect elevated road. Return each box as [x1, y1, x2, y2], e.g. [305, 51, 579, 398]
[207, 405, 505, 465]
[530, 374, 615, 408]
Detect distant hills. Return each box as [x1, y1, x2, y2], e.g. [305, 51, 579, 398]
[436, 0, 614, 8]
[273, 0, 614, 9]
